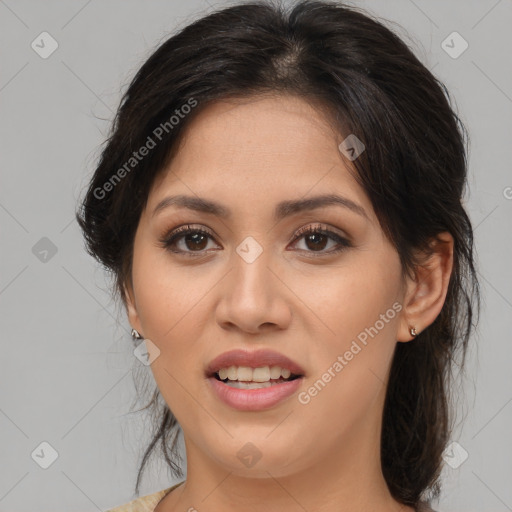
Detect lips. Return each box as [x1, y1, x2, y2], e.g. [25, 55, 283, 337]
[205, 348, 306, 378]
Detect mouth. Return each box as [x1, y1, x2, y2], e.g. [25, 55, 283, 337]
[205, 349, 305, 410]
[207, 368, 304, 411]
[205, 348, 306, 387]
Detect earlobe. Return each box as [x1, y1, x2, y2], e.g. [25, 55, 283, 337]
[123, 282, 142, 334]
[397, 232, 454, 342]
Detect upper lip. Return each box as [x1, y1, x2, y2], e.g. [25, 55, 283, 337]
[206, 349, 306, 377]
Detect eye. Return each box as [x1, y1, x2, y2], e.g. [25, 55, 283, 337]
[159, 223, 352, 258]
[289, 224, 352, 256]
[159, 224, 219, 256]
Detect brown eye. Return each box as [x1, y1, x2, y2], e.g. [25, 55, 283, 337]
[181, 231, 209, 251]
[291, 224, 352, 256]
[303, 231, 329, 251]
[160, 225, 219, 256]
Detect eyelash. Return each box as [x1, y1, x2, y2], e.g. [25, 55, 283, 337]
[159, 223, 352, 258]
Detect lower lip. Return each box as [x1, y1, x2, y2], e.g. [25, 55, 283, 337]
[207, 376, 303, 411]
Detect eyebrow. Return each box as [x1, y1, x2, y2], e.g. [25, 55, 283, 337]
[152, 193, 369, 221]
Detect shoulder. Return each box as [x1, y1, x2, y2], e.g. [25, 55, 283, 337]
[105, 482, 183, 512]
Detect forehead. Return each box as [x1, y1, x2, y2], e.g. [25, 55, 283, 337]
[176, 93, 341, 153]
[147, 94, 375, 224]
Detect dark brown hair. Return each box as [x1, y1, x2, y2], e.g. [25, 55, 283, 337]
[76, 0, 480, 508]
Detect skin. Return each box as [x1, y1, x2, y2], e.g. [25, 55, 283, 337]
[125, 94, 454, 512]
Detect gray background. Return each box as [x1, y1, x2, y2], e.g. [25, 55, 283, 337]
[1, 0, 511, 510]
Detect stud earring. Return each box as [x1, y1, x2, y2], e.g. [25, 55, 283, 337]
[409, 326, 418, 337]
[131, 328, 143, 340]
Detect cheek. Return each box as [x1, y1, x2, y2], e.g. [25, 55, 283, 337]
[299, 253, 402, 343]
[297, 251, 402, 406]
[131, 254, 209, 413]
[293, 351, 392, 460]
[131, 240, 209, 338]
[130, 245, 222, 396]
[296, 268, 401, 435]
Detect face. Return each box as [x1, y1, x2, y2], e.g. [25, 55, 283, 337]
[126, 94, 410, 479]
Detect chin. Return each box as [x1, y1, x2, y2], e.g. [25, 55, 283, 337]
[206, 438, 303, 477]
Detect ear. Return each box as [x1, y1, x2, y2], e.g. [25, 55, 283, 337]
[397, 232, 454, 342]
[124, 281, 143, 336]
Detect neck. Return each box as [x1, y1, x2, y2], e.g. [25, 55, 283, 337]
[157, 409, 415, 512]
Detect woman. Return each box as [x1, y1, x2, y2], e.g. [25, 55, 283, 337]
[76, 1, 480, 511]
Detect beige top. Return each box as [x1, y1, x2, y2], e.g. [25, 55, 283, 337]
[105, 482, 182, 512]
[106, 482, 437, 512]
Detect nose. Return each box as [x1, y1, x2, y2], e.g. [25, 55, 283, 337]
[215, 244, 292, 335]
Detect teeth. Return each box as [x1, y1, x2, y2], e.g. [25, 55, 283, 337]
[237, 366, 254, 381]
[269, 366, 281, 379]
[252, 366, 270, 382]
[216, 365, 296, 382]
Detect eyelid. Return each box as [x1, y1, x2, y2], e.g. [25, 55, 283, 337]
[292, 223, 349, 242]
